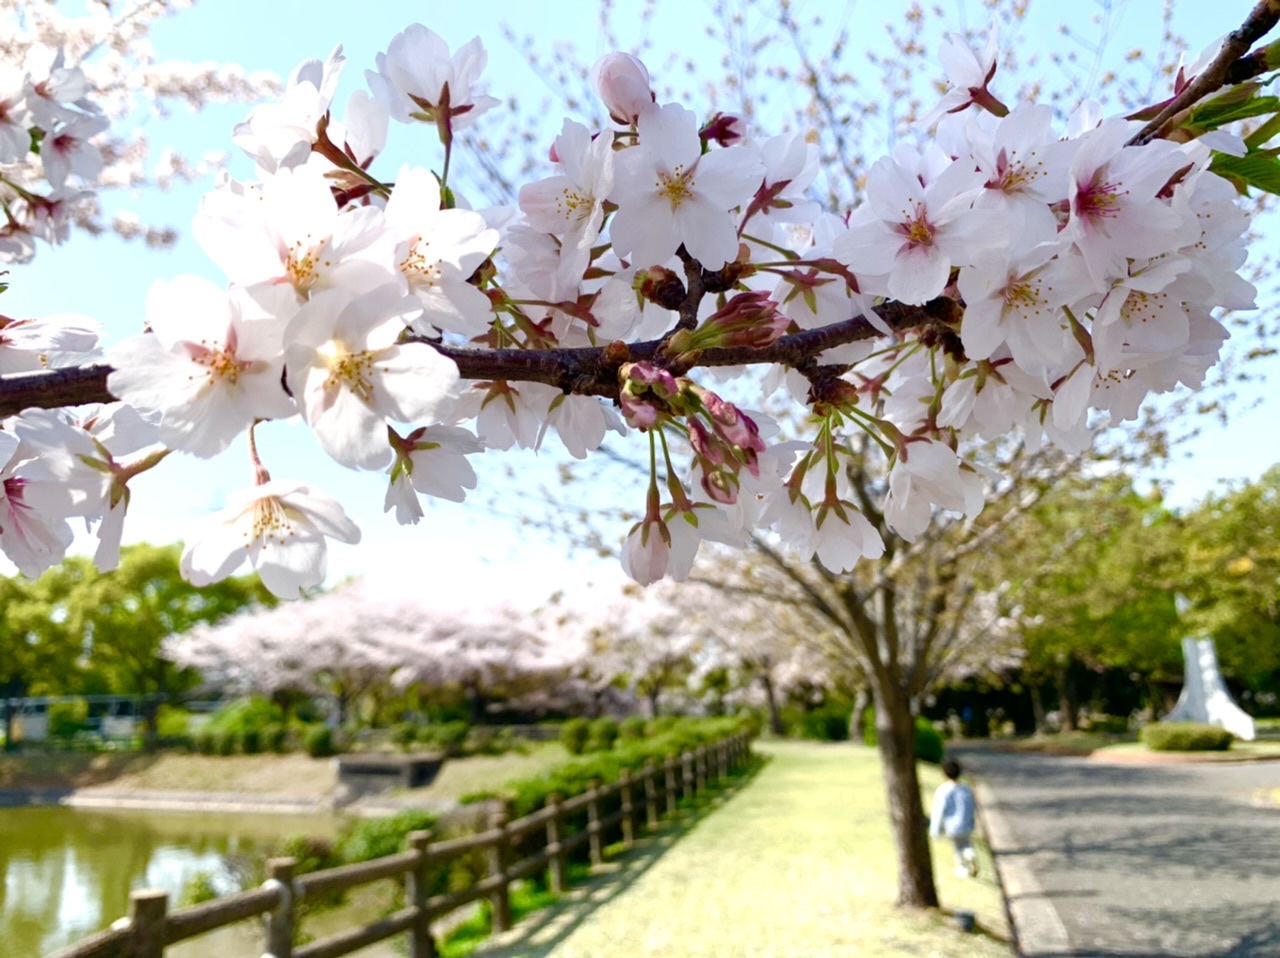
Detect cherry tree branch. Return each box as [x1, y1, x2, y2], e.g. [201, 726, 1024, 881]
[1131, 0, 1280, 145]
[0, 297, 957, 416]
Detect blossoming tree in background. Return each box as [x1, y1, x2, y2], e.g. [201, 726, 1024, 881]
[4, 0, 1280, 908]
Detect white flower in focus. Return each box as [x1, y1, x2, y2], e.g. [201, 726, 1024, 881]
[610, 102, 764, 271]
[834, 155, 999, 305]
[194, 164, 398, 300]
[107, 276, 297, 457]
[883, 439, 984, 540]
[366, 25, 499, 129]
[0, 431, 75, 577]
[181, 479, 361, 599]
[385, 165, 497, 337]
[385, 424, 484, 524]
[920, 26, 1002, 128]
[285, 285, 461, 469]
[519, 120, 614, 294]
[621, 513, 670, 586]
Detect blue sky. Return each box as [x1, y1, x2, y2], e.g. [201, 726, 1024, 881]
[2, 0, 1275, 601]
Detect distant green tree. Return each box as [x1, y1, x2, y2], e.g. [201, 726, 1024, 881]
[60, 544, 276, 748]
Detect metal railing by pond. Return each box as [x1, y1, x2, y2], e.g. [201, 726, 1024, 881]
[46, 732, 753, 958]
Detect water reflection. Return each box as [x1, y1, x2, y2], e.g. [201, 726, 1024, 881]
[0, 806, 337, 955]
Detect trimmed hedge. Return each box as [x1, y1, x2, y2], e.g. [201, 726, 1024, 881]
[1141, 722, 1233, 752]
[560, 717, 591, 755]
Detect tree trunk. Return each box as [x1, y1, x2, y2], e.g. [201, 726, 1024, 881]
[2, 698, 13, 752]
[1057, 665, 1078, 732]
[1030, 681, 1047, 734]
[850, 686, 872, 743]
[873, 682, 939, 908]
[647, 687, 660, 719]
[760, 674, 784, 736]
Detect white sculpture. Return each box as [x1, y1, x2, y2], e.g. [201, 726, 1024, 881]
[1165, 635, 1256, 741]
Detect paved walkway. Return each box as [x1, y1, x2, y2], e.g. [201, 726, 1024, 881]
[958, 746, 1280, 958]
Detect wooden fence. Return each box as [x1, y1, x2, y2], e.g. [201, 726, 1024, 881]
[48, 732, 753, 958]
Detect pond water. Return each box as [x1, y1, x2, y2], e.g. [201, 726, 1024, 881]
[0, 805, 339, 956]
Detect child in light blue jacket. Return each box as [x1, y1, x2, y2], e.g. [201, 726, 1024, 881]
[930, 757, 978, 877]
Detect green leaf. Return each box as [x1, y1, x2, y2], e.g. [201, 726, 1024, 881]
[1209, 151, 1280, 196]
[1187, 94, 1280, 134]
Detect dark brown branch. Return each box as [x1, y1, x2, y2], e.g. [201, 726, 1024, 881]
[0, 297, 954, 416]
[1131, 0, 1280, 145]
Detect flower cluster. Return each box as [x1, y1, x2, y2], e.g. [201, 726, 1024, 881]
[0, 18, 1267, 597]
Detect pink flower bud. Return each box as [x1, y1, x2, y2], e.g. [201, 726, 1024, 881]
[591, 52, 655, 125]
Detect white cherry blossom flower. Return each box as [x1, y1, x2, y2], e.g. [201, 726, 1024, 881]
[385, 423, 483, 523]
[884, 439, 984, 540]
[233, 45, 345, 173]
[0, 430, 75, 577]
[285, 285, 461, 469]
[610, 102, 764, 271]
[366, 25, 499, 129]
[180, 478, 361, 599]
[107, 276, 297, 457]
[194, 163, 398, 301]
[0, 311, 99, 372]
[592, 52, 655, 126]
[0, 66, 32, 164]
[834, 154, 1001, 305]
[384, 165, 497, 337]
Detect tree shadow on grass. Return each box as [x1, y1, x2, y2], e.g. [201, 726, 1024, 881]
[463, 755, 770, 958]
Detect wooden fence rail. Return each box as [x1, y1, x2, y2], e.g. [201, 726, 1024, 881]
[47, 732, 752, 958]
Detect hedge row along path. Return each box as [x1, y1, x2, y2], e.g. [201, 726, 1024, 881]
[470, 740, 1011, 958]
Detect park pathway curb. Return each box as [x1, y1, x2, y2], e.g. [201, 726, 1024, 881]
[975, 779, 1071, 957]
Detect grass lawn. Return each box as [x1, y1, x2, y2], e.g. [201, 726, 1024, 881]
[468, 740, 1012, 958]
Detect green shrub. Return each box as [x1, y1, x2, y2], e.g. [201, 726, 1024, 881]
[861, 712, 947, 763]
[156, 706, 192, 739]
[560, 718, 591, 755]
[194, 731, 216, 755]
[49, 700, 89, 738]
[424, 720, 470, 757]
[338, 809, 438, 863]
[179, 870, 220, 907]
[587, 717, 620, 752]
[913, 719, 944, 764]
[796, 702, 853, 742]
[304, 725, 337, 758]
[214, 731, 236, 756]
[619, 717, 647, 741]
[1141, 722, 1233, 752]
[646, 715, 679, 737]
[238, 728, 262, 755]
[205, 697, 283, 738]
[261, 723, 288, 753]
[391, 722, 418, 750]
[1085, 714, 1131, 734]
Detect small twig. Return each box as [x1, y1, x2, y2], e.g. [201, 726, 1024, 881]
[1131, 0, 1280, 145]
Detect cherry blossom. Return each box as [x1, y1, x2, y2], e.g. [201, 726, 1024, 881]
[610, 102, 764, 271]
[366, 25, 499, 131]
[284, 285, 461, 469]
[106, 276, 297, 457]
[180, 478, 361, 599]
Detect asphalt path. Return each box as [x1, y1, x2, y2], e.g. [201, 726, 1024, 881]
[955, 746, 1280, 958]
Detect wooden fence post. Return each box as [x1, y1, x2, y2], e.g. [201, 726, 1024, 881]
[695, 746, 706, 794]
[128, 889, 168, 958]
[682, 751, 695, 802]
[263, 857, 296, 958]
[664, 757, 678, 816]
[619, 768, 635, 849]
[406, 830, 437, 958]
[643, 760, 659, 829]
[488, 801, 513, 933]
[546, 793, 568, 894]
[586, 779, 604, 867]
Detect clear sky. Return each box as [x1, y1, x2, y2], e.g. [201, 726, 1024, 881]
[2, 0, 1274, 603]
